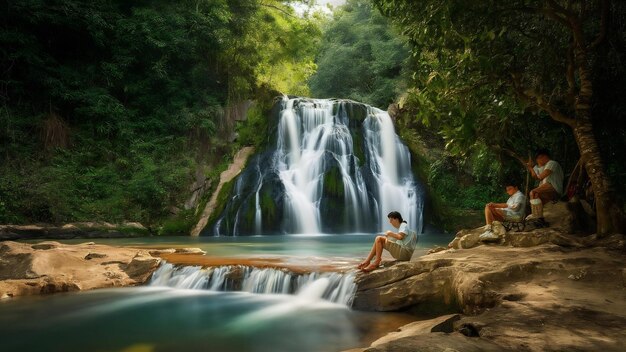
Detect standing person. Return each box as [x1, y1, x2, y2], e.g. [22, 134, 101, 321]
[480, 183, 526, 240]
[525, 148, 564, 226]
[357, 211, 417, 272]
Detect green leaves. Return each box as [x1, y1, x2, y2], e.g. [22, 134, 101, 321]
[0, 0, 326, 225]
[308, 0, 409, 108]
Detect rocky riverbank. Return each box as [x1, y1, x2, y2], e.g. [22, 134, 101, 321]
[0, 222, 150, 241]
[0, 241, 204, 298]
[349, 229, 626, 351]
[2, 218, 625, 351]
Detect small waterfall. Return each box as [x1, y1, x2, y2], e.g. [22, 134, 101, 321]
[149, 263, 357, 306]
[212, 97, 423, 235]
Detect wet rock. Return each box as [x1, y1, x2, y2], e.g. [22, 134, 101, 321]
[371, 314, 461, 346]
[148, 248, 177, 256]
[124, 255, 160, 282]
[0, 241, 163, 298]
[225, 266, 246, 281]
[174, 248, 206, 255]
[40, 280, 81, 294]
[354, 260, 453, 291]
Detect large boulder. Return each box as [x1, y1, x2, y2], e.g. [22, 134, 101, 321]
[352, 244, 626, 351]
[0, 241, 164, 298]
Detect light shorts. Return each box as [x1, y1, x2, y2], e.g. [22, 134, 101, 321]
[384, 240, 413, 261]
[501, 209, 523, 222]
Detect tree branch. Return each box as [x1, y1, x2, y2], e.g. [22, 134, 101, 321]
[545, 0, 574, 17]
[589, 0, 608, 50]
[541, 6, 570, 28]
[511, 74, 576, 127]
[260, 3, 298, 19]
[490, 145, 528, 168]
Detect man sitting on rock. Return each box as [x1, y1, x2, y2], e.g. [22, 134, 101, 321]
[480, 183, 526, 240]
[525, 148, 564, 227]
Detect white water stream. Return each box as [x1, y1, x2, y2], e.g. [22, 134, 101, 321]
[149, 262, 357, 306]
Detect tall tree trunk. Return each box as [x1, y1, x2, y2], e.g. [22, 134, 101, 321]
[571, 35, 623, 236]
[571, 114, 621, 236]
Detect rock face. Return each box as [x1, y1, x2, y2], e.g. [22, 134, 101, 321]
[0, 241, 161, 298]
[190, 146, 255, 237]
[351, 240, 626, 351]
[207, 97, 423, 236]
[0, 222, 149, 241]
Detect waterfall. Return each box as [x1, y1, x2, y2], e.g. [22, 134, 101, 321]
[211, 97, 423, 235]
[149, 263, 357, 306]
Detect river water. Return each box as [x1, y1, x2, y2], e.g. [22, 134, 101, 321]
[1, 233, 452, 352]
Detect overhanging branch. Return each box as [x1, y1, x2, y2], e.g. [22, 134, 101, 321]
[511, 74, 576, 127]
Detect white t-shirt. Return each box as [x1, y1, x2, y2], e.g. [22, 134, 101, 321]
[533, 160, 564, 195]
[390, 222, 415, 249]
[502, 190, 526, 219]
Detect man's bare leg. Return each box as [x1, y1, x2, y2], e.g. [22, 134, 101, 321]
[485, 205, 493, 226]
[484, 205, 504, 226]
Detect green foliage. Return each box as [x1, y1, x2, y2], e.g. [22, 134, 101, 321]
[375, 0, 626, 223]
[0, 0, 322, 227]
[309, 0, 409, 108]
[236, 100, 275, 148]
[380, 1, 624, 157]
[427, 155, 502, 210]
[159, 209, 196, 236]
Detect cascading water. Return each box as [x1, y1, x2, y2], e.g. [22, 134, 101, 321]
[150, 262, 357, 306]
[211, 97, 423, 235]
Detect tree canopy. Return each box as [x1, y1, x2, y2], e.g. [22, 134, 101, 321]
[309, 0, 408, 108]
[0, 0, 321, 228]
[374, 0, 626, 234]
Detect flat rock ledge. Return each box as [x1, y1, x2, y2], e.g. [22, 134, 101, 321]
[0, 222, 150, 240]
[350, 235, 626, 351]
[0, 241, 165, 298]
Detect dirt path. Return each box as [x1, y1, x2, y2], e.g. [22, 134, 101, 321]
[190, 146, 255, 236]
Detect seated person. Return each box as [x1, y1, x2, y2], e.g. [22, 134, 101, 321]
[480, 183, 526, 240]
[357, 211, 417, 272]
[525, 148, 564, 226]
